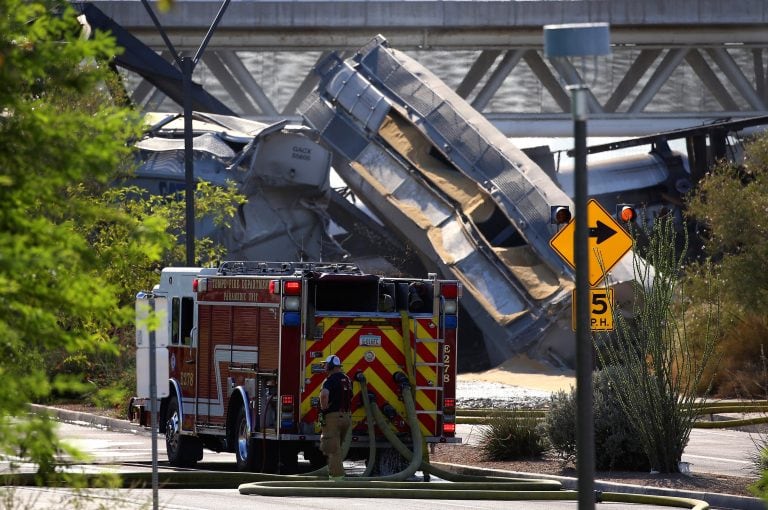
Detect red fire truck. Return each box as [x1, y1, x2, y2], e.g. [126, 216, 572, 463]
[130, 261, 460, 472]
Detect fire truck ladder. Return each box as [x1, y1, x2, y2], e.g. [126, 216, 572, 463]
[401, 312, 445, 425]
[218, 260, 363, 276]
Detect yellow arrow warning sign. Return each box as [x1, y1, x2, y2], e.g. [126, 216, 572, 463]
[549, 199, 633, 287]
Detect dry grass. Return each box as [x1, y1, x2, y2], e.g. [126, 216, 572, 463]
[705, 313, 768, 399]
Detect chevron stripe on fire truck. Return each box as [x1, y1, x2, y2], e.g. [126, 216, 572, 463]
[300, 317, 439, 436]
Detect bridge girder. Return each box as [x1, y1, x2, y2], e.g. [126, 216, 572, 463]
[85, 0, 768, 136]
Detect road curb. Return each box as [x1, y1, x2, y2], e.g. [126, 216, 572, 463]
[433, 463, 767, 510]
[29, 404, 148, 436]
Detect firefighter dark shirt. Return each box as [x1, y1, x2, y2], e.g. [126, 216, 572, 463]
[322, 372, 352, 414]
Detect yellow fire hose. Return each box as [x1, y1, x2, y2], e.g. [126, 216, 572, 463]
[2, 382, 711, 509]
[236, 378, 709, 509]
[238, 375, 563, 490]
[359, 378, 377, 477]
[237, 312, 712, 508]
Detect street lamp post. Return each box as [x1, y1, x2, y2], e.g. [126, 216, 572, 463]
[544, 22, 611, 510]
[133, 3, 231, 507]
[182, 55, 195, 265]
[141, 0, 231, 266]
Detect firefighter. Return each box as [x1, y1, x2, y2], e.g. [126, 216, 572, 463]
[319, 354, 352, 480]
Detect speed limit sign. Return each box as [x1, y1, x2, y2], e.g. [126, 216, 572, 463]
[572, 288, 614, 331]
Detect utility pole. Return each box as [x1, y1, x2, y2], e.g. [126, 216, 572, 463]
[140, 0, 231, 266]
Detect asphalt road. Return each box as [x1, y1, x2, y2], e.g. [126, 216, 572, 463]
[1, 417, 763, 510]
[4, 486, 669, 510]
[681, 428, 756, 478]
[51, 420, 760, 479]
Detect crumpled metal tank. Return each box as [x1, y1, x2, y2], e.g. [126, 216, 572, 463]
[132, 112, 344, 262]
[299, 35, 637, 366]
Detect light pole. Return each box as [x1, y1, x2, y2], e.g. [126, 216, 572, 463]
[141, 0, 231, 266]
[544, 22, 610, 510]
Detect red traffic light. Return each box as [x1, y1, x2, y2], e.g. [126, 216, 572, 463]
[617, 204, 637, 223]
[550, 205, 572, 225]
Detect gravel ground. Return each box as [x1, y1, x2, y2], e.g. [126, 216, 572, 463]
[456, 379, 552, 409]
[450, 379, 759, 499]
[429, 443, 757, 498]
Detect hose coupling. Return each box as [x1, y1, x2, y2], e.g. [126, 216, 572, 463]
[393, 371, 410, 389]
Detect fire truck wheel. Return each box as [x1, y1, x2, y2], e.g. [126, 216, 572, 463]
[234, 406, 260, 471]
[165, 395, 203, 467]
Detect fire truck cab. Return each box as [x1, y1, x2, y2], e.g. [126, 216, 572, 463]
[131, 261, 460, 472]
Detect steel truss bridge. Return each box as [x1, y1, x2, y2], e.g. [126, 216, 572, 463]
[83, 0, 768, 137]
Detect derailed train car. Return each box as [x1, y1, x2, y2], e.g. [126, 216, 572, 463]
[131, 112, 346, 263]
[299, 35, 637, 366]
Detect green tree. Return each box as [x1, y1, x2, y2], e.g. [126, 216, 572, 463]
[686, 134, 768, 398]
[74, 181, 243, 306]
[57, 182, 243, 408]
[0, 0, 160, 478]
[686, 136, 768, 311]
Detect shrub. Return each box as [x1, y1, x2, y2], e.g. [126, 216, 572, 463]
[751, 437, 768, 510]
[596, 214, 718, 473]
[707, 313, 768, 398]
[90, 384, 133, 415]
[750, 435, 768, 475]
[592, 367, 650, 471]
[479, 408, 547, 461]
[544, 389, 577, 465]
[544, 369, 650, 471]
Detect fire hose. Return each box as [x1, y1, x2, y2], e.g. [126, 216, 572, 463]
[3, 382, 711, 508]
[6, 315, 714, 510]
[236, 373, 710, 509]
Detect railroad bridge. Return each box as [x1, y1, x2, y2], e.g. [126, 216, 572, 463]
[84, 0, 768, 137]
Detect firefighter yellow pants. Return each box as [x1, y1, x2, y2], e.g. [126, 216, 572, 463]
[320, 411, 351, 477]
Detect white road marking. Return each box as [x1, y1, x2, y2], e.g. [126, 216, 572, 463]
[683, 453, 751, 464]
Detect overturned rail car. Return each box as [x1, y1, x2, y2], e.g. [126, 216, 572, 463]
[131, 112, 345, 263]
[299, 35, 636, 366]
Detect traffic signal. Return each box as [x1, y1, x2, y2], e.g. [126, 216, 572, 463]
[550, 205, 572, 225]
[616, 204, 637, 223]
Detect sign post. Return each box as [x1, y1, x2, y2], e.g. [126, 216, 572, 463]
[136, 294, 169, 510]
[545, 22, 611, 510]
[148, 298, 158, 510]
